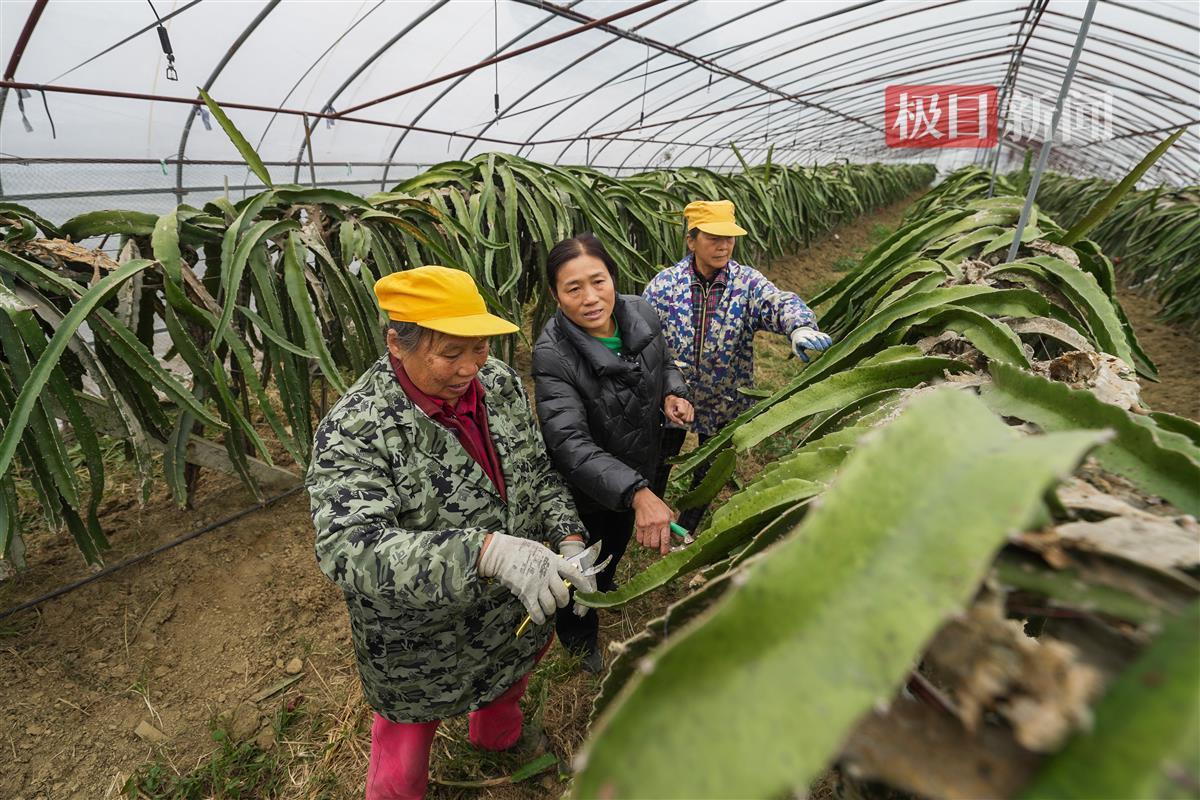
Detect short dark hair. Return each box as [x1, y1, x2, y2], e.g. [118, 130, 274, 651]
[546, 233, 618, 294]
[386, 319, 434, 352]
[687, 227, 700, 239]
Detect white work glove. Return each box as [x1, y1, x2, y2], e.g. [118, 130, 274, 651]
[790, 327, 833, 362]
[558, 538, 598, 615]
[479, 533, 590, 625]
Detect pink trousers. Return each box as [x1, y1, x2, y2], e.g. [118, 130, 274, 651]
[364, 643, 548, 800]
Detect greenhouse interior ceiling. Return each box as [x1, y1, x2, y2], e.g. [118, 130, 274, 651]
[0, 0, 1197, 220]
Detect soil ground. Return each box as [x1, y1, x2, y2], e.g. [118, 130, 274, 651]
[1114, 285, 1200, 420]
[2, 191, 1196, 799]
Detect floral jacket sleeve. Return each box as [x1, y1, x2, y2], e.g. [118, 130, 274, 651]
[642, 256, 817, 436]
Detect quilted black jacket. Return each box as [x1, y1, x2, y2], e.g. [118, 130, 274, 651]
[532, 294, 689, 514]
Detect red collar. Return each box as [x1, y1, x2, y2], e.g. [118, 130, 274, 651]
[389, 354, 485, 421]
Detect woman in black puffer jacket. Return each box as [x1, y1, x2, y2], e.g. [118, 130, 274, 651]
[532, 233, 693, 670]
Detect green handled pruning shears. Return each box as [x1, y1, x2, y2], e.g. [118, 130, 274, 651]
[515, 541, 612, 638]
[670, 522, 693, 542]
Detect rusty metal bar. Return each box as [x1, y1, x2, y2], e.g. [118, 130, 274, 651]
[528, 0, 885, 167]
[0, 0, 49, 195]
[3, 0, 49, 80]
[576, 0, 969, 167]
[0, 79, 532, 147]
[620, 14, 1021, 171]
[453, 0, 693, 160]
[333, 0, 670, 118]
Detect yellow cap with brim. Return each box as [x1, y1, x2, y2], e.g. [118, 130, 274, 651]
[684, 199, 748, 237]
[374, 266, 519, 337]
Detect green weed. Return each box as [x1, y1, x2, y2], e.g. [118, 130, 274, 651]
[123, 701, 304, 799]
[868, 222, 894, 244]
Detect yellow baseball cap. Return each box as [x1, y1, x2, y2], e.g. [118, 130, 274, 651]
[374, 266, 519, 337]
[683, 200, 748, 237]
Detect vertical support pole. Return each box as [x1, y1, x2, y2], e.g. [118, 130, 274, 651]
[979, 77, 1012, 170]
[986, 73, 1014, 194]
[988, 0, 1043, 197]
[986, 113, 1010, 195]
[1005, 0, 1096, 264]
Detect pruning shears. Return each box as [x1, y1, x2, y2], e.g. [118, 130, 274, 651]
[515, 541, 612, 638]
[670, 522, 691, 541]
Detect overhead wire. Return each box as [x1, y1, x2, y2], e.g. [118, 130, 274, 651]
[619, 0, 1190, 176]
[173, 0, 282, 201]
[572, 47, 1016, 147]
[449, 57, 695, 134]
[144, 0, 178, 81]
[531, 0, 886, 167]
[376, 0, 592, 186]
[512, 0, 798, 161]
[493, 0, 501, 118]
[48, 0, 202, 84]
[244, 1, 388, 190]
[1107, 0, 1199, 32]
[458, 0, 696, 159]
[334, 0, 670, 118]
[4, 0, 1196, 182]
[626, 11, 1025, 170]
[251, 1, 387, 153]
[578, 0, 984, 169]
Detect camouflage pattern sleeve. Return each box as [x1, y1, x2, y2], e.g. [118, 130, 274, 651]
[641, 271, 664, 311]
[307, 410, 488, 612]
[508, 369, 587, 550]
[641, 269, 675, 323]
[745, 265, 819, 335]
[663, 348, 688, 401]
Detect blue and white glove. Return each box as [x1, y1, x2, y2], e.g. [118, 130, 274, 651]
[790, 327, 832, 362]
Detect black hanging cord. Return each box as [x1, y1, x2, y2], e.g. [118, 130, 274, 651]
[146, 0, 178, 81]
[639, 41, 650, 126]
[493, 0, 501, 118]
[38, 89, 56, 139]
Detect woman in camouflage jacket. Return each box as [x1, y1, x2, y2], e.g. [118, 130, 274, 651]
[307, 266, 589, 799]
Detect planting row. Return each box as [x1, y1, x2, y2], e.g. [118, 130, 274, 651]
[1035, 171, 1200, 332]
[570, 163, 1199, 798]
[0, 126, 931, 566]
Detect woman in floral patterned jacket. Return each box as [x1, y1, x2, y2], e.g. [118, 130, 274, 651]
[642, 199, 832, 532]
